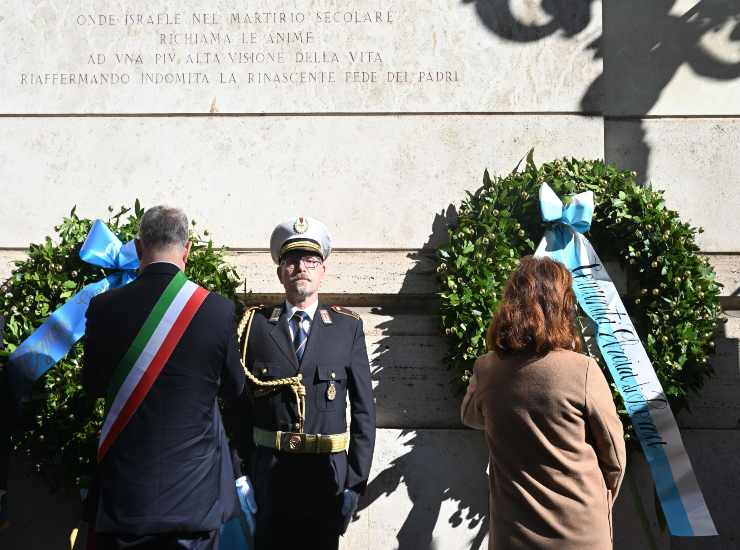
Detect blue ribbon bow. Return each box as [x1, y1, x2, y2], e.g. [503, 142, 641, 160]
[539, 182, 594, 234]
[7, 220, 139, 400]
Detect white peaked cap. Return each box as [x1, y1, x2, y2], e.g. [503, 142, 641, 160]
[269, 216, 332, 265]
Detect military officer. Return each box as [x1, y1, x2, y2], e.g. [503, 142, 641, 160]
[232, 216, 376, 550]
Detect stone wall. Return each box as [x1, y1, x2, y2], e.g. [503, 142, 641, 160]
[1, 1, 739, 549]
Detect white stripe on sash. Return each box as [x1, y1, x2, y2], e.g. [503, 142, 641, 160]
[99, 280, 198, 446]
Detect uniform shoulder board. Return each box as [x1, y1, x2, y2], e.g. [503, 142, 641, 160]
[330, 305, 360, 320]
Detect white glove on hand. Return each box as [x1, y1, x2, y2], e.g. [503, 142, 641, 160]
[235, 475, 257, 514]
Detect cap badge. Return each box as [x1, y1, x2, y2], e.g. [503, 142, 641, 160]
[294, 217, 309, 234]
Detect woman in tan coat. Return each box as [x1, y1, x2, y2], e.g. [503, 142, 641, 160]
[461, 256, 626, 550]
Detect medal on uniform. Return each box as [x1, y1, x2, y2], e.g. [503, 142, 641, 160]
[327, 381, 337, 401]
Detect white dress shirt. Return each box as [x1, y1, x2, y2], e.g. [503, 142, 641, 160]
[285, 299, 319, 340]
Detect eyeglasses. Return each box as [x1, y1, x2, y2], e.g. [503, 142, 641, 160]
[280, 256, 323, 270]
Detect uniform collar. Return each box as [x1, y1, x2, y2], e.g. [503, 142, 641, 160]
[284, 299, 319, 321]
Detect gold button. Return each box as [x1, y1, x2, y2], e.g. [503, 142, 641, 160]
[331, 372, 336, 379]
[294, 423, 300, 430]
[261, 368, 268, 374]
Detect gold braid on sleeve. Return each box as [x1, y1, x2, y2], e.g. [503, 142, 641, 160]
[237, 306, 307, 433]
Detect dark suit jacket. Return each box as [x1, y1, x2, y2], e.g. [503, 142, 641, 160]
[83, 262, 245, 535]
[230, 302, 376, 496]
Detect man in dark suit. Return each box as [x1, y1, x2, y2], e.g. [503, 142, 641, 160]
[231, 216, 376, 550]
[83, 206, 245, 550]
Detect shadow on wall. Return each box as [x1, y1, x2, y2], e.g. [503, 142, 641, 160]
[461, 0, 596, 42]
[672, 315, 740, 550]
[358, 430, 489, 550]
[464, 0, 740, 183]
[358, 207, 490, 550]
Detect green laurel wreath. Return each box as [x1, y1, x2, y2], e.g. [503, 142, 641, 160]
[0, 202, 240, 491]
[437, 155, 725, 433]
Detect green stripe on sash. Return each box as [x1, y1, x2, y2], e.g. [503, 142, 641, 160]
[104, 271, 187, 411]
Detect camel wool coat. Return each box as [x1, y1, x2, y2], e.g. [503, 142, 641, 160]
[461, 349, 626, 550]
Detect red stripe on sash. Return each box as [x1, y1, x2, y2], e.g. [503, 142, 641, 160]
[97, 286, 209, 462]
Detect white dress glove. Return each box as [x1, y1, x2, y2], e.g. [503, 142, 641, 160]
[235, 475, 257, 514]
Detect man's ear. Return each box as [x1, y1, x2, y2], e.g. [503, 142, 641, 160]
[134, 239, 143, 260]
[184, 241, 192, 262]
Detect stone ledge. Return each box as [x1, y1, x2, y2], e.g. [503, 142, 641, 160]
[2, 250, 738, 301]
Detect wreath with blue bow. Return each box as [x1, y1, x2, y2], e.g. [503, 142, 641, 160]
[0, 202, 239, 490]
[437, 154, 725, 434]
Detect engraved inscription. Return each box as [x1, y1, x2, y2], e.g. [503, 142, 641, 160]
[15, 4, 462, 92]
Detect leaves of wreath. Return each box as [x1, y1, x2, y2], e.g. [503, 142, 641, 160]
[437, 156, 724, 436]
[0, 203, 240, 490]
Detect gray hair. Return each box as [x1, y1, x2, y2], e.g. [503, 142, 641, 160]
[138, 206, 189, 250]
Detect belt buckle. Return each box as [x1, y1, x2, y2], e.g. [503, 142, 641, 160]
[283, 432, 305, 452]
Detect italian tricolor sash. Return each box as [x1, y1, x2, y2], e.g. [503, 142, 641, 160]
[97, 271, 209, 462]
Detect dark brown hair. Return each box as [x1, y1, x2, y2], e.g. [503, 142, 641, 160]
[486, 255, 581, 357]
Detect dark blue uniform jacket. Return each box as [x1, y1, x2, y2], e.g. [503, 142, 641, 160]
[232, 302, 376, 495]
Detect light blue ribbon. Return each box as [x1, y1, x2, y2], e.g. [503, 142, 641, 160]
[220, 476, 257, 550]
[539, 182, 594, 234]
[7, 220, 138, 399]
[535, 182, 716, 536]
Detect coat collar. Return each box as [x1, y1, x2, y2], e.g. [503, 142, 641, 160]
[283, 299, 320, 323]
[138, 262, 181, 277]
[267, 301, 333, 326]
[266, 301, 334, 371]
